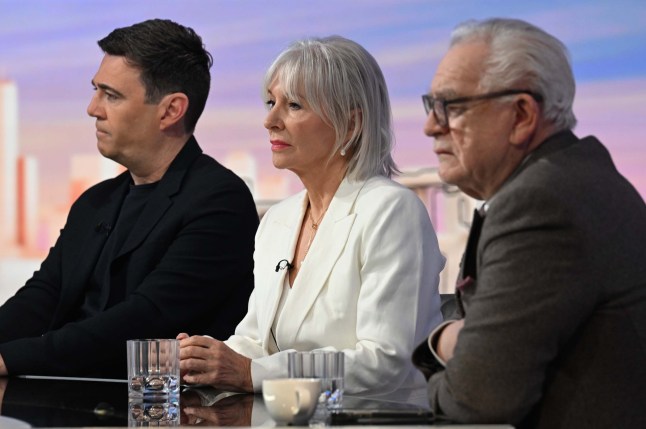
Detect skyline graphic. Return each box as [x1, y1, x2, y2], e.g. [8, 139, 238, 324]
[1, 0, 645, 209]
[0, 1, 645, 255]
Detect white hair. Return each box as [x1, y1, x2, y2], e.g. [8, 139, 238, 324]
[262, 35, 398, 180]
[451, 18, 577, 130]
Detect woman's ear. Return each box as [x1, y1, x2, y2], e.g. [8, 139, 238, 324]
[345, 108, 362, 143]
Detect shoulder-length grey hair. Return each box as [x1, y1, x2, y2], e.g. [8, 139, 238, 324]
[262, 35, 398, 180]
[451, 18, 577, 131]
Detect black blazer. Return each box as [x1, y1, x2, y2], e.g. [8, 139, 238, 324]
[0, 137, 258, 377]
[415, 131, 646, 428]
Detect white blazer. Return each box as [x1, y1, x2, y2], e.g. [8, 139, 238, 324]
[226, 176, 444, 405]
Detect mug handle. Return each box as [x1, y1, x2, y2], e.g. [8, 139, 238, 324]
[293, 387, 312, 416]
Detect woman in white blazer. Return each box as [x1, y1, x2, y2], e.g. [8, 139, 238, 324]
[178, 36, 444, 405]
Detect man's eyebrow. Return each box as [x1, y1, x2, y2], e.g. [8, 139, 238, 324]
[91, 80, 125, 98]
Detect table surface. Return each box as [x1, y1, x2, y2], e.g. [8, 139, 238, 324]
[0, 376, 512, 428]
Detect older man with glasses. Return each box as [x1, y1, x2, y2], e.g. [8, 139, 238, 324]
[413, 18, 646, 429]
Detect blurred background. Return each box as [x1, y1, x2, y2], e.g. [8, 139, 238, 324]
[1, 0, 645, 298]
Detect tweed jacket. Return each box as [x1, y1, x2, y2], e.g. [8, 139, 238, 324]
[415, 131, 646, 428]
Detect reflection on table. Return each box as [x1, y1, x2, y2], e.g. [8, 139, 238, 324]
[0, 376, 128, 427]
[181, 389, 255, 426]
[129, 399, 180, 426]
[0, 377, 273, 427]
[0, 376, 513, 428]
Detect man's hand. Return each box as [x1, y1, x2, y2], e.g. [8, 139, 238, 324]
[436, 319, 465, 362]
[178, 334, 253, 393]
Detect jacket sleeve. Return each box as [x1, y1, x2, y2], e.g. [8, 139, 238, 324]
[339, 189, 444, 397]
[426, 188, 597, 424]
[225, 211, 272, 359]
[224, 288, 266, 359]
[0, 227, 66, 342]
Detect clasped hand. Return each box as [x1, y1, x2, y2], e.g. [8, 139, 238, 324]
[177, 333, 253, 393]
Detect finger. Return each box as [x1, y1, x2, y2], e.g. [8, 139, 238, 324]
[180, 357, 208, 373]
[176, 332, 189, 340]
[180, 344, 215, 361]
[179, 359, 215, 381]
[181, 335, 219, 348]
[182, 371, 209, 386]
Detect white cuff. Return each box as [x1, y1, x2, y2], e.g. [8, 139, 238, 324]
[427, 320, 455, 367]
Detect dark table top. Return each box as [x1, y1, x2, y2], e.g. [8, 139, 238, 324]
[0, 376, 512, 428]
[1, 376, 280, 427]
[0, 376, 428, 427]
[1, 377, 135, 427]
[0, 376, 270, 427]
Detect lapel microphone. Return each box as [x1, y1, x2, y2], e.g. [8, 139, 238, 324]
[275, 259, 293, 272]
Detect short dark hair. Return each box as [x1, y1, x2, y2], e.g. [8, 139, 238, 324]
[98, 19, 213, 133]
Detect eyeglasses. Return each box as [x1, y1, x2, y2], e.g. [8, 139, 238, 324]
[422, 89, 543, 128]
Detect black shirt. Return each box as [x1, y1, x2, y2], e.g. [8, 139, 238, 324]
[76, 182, 158, 320]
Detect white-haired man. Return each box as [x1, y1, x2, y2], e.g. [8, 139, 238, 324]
[414, 18, 646, 429]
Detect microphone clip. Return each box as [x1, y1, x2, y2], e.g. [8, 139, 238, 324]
[275, 259, 293, 272]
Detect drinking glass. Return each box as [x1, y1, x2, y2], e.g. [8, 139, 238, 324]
[127, 339, 180, 400]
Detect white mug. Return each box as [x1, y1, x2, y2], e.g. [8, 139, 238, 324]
[262, 378, 321, 425]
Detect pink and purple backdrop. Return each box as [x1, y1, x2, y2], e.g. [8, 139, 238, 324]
[1, 0, 645, 257]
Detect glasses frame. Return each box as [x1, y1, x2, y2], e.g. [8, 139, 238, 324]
[422, 89, 543, 128]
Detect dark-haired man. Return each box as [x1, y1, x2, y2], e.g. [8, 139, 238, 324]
[0, 19, 258, 377]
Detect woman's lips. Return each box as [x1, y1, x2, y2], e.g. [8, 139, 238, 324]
[270, 140, 290, 151]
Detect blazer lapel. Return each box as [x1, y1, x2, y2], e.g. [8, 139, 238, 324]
[279, 178, 367, 346]
[258, 192, 308, 349]
[54, 174, 130, 326]
[114, 189, 172, 260]
[456, 208, 484, 317]
[115, 137, 202, 260]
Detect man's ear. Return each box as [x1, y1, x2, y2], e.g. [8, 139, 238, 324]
[509, 94, 540, 146]
[159, 92, 189, 131]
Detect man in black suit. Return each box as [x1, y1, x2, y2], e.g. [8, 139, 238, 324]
[413, 18, 646, 428]
[0, 19, 258, 377]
